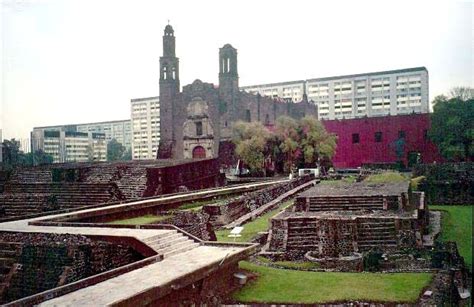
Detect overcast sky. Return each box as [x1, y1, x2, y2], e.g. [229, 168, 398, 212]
[1, 0, 472, 141]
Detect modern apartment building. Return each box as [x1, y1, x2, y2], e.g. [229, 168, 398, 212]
[130, 96, 160, 160]
[32, 120, 131, 151]
[75, 120, 132, 150]
[31, 130, 106, 163]
[241, 67, 429, 120]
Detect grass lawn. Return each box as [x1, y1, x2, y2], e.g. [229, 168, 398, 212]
[106, 214, 171, 225]
[364, 171, 408, 183]
[215, 200, 293, 242]
[235, 261, 432, 304]
[256, 256, 320, 270]
[431, 205, 473, 269]
[178, 194, 237, 211]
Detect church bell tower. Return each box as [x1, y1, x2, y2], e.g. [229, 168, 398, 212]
[158, 24, 180, 158]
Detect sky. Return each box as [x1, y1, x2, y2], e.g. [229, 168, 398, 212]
[1, 0, 473, 142]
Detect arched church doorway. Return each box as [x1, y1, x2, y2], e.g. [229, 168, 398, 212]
[192, 146, 206, 159]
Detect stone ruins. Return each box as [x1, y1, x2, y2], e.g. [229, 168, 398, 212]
[264, 182, 429, 269]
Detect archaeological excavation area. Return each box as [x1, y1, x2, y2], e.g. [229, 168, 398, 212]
[0, 160, 472, 305]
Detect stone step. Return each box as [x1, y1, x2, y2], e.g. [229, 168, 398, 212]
[142, 231, 179, 242]
[148, 236, 188, 251]
[358, 239, 397, 245]
[287, 244, 319, 250]
[162, 243, 200, 258]
[157, 239, 197, 255]
[0, 250, 18, 258]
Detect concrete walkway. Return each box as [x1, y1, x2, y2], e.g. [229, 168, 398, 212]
[224, 179, 317, 229]
[39, 245, 246, 306]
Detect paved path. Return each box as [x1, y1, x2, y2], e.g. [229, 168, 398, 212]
[39, 245, 246, 306]
[224, 179, 317, 229]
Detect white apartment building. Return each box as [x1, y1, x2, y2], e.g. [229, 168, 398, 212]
[31, 130, 106, 163]
[75, 120, 132, 150]
[32, 120, 131, 152]
[131, 96, 160, 160]
[241, 67, 429, 120]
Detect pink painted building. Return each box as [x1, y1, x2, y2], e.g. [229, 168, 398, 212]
[322, 113, 443, 168]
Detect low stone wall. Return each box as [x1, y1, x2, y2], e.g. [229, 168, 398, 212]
[203, 176, 312, 226]
[160, 211, 216, 241]
[268, 212, 424, 260]
[414, 162, 474, 205]
[0, 232, 143, 304]
[305, 251, 364, 272]
[148, 262, 240, 306]
[145, 159, 223, 196]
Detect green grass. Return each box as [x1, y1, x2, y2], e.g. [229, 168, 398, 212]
[215, 200, 293, 242]
[235, 261, 432, 304]
[364, 171, 407, 184]
[410, 176, 426, 190]
[431, 205, 473, 268]
[106, 214, 172, 225]
[320, 175, 357, 185]
[257, 256, 320, 270]
[178, 194, 237, 211]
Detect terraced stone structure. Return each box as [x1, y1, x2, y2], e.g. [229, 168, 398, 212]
[266, 182, 429, 262]
[0, 159, 222, 221]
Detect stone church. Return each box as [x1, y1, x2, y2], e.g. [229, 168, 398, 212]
[158, 24, 316, 160]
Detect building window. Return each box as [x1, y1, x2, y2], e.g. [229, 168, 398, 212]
[398, 130, 406, 139]
[352, 133, 360, 144]
[245, 109, 251, 122]
[423, 129, 428, 141]
[196, 121, 203, 136]
[375, 131, 382, 142]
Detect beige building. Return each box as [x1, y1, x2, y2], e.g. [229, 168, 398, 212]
[130, 96, 160, 160]
[31, 130, 106, 163]
[241, 67, 429, 120]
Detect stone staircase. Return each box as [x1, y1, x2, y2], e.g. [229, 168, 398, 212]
[0, 194, 46, 218]
[0, 242, 22, 302]
[357, 219, 397, 251]
[308, 196, 385, 212]
[142, 231, 200, 259]
[8, 169, 52, 184]
[286, 218, 319, 251]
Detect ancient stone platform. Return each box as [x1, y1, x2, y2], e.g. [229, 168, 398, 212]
[0, 184, 262, 305]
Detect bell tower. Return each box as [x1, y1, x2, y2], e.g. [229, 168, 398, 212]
[218, 44, 238, 95]
[158, 24, 180, 158]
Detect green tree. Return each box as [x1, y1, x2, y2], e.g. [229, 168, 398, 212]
[107, 139, 126, 161]
[429, 95, 474, 161]
[275, 116, 300, 173]
[298, 116, 337, 166]
[24, 150, 54, 166]
[232, 121, 271, 174]
[1, 139, 25, 170]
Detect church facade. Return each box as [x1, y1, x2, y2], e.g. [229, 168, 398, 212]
[157, 24, 316, 160]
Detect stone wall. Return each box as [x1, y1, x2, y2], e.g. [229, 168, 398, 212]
[148, 262, 239, 306]
[414, 162, 474, 205]
[268, 213, 423, 260]
[160, 211, 216, 241]
[0, 232, 143, 304]
[203, 176, 312, 226]
[145, 159, 222, 196]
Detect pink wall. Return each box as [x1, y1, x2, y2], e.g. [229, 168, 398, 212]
[322, 114, 443, 168]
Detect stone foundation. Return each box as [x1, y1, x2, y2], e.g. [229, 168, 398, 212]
[203, 176, 312, 226]
[0, 232, 143, 304]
